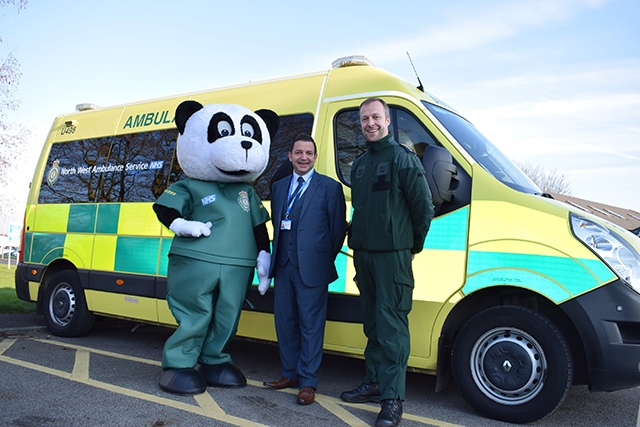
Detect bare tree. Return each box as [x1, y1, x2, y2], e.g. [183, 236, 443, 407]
[514, 160, 573, 195]
[1, 0, 30, 218]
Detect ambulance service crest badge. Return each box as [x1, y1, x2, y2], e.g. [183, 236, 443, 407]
[237, 191, 250, 212]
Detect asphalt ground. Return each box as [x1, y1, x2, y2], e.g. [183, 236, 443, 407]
[1, 313, 639, 427]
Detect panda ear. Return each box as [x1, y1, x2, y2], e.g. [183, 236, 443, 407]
[255, 109, 279, 139]
[175, 100, 204, 134]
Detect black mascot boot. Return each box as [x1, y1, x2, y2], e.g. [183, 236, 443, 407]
[159, 367, 207, 395]
[195, 362, 247, 388]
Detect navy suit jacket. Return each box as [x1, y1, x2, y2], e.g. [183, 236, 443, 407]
[269, 171, 347, 287]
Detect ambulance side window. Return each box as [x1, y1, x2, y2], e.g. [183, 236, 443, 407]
[98, 129, 180, 203]
[252, 113, 314, 200]
[334, 106, 438, 186]
[39, 113, 313, 204]
[394, 108, 439, 158]
[39, 138, 113, 203]
[38, 129, 180, 204]
[335, 109, 367, 186]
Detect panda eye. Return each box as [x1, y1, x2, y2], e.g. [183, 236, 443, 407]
[217, 121, 233, 137]
[241, 123, 255, 138]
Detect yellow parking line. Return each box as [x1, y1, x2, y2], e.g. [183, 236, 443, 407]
[194, 391, 227, 417]
[0, 338, 16, 355]
[31, 337, 161, 366]
[71, 349, 90, 380]
[253, 381, 465, 427]
[316, 399, 370, 427]
[195, 392, 268, 427]
[338, 401, 464, 427]
[2, 337, 464, 427]
[1, 352, 212, 416]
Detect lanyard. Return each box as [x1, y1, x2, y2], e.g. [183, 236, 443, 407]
[285, 173, 311, 218]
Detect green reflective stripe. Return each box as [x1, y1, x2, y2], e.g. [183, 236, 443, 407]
[23, 232, 33, 261]
[30, 233, 66, 264]
[97, 204, 120, 234]
[328, 245, 349, 293]
[424, 206, 468, 251]
[465, 269, 572, 302]
[159, 238, 172, 276]
[465, 251, 616, 302]
[67, 204, 97, 233]
[115, 237, 160, 275]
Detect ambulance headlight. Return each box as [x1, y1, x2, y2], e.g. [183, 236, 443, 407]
[571, 213, 640, 293]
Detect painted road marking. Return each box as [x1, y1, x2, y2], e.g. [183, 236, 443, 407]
[71, 349, 90, 380]
[0, 337, 464, 427]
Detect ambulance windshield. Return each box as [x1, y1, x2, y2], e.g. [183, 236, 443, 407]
[423, 102, 542, 195]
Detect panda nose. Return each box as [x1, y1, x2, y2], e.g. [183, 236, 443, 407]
[241, 141, 252, 150]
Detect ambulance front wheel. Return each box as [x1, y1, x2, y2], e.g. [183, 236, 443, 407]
[43, 270, 95, 337]
[451, 305, 573, 424]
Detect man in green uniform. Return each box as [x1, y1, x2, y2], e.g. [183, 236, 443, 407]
[341, 98, 434, 427]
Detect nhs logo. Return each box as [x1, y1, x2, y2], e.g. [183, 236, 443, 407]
[201, 194, 217, 205]
[149, 160, 164, 170]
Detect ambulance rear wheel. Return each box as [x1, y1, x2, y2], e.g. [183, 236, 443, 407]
[452, 305, 572, 424]
[43, 270, 95, 337]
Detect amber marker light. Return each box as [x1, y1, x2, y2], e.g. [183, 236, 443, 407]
[116, 279, 124, 286]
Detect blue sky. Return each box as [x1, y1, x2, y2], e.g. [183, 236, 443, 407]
[2, 0, 639, 220]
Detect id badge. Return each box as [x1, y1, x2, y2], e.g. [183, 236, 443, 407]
[280, 219, 292, 230]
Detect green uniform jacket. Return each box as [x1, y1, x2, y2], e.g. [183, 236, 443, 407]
[155, 179, 269, 267]
[348, 133, 434, 253]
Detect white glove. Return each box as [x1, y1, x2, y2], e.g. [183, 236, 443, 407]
[257, 250, 272, 295]
[169, 218, 212, 237]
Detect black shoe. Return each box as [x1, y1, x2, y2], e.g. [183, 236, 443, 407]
[375, 399, 403, 427]
[340, 382, 381, 403]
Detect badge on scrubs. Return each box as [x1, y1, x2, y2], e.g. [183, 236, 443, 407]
[281, 218, 292, 230]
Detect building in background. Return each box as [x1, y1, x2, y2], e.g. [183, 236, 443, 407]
[550, 193, 640, 237]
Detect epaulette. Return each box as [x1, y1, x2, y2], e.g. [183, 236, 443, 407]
[398, 143, 416, 155]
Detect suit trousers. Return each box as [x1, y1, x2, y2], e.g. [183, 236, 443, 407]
[353, 249, 414, 401]
[274, 259, 329, 389]
[162, 254, 254, 369]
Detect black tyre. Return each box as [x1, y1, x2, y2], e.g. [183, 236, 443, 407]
[43, 270, 95, 337]
[452, 305, 572, 424]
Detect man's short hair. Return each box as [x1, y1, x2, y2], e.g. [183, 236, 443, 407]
[289, 133, 317, 153]
[360, 97, 390, 118]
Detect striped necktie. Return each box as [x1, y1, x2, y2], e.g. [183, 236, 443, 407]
[288, 176, 305, 205]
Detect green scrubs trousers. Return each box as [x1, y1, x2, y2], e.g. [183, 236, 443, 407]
[162, 254, 253, 369]
[353, 249, 414, 401]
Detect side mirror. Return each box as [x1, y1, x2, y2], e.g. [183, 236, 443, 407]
[421, 145, 457, 206]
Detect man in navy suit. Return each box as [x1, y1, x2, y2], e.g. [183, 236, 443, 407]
[262, 133, 347, 405]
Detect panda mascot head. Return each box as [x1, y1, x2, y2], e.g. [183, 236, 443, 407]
[175, 100, 279, 182]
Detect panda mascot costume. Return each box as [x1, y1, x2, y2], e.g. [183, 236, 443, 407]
[153, 100, 278, 395]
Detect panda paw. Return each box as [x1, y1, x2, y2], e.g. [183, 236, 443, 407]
[257, 250, 271, 295]
[169, 218, 212, 238]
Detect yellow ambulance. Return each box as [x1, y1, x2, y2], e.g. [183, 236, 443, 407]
[15, 55, 640, 423]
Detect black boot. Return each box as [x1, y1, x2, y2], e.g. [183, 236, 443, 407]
[195, 362, 247, 388]
[376, 399, 402, 427]
[340, 382, 381, 403]
[159, 367, 207, 395]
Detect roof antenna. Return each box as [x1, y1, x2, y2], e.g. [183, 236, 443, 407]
[406, 51, 424, 92]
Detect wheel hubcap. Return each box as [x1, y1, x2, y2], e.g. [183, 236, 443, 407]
[470, 327, 546, 405]
[49, 283, 76, 327]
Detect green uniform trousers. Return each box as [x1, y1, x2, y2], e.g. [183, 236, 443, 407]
[353, 249, 414, 401]
[162, 254, 253, 369]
